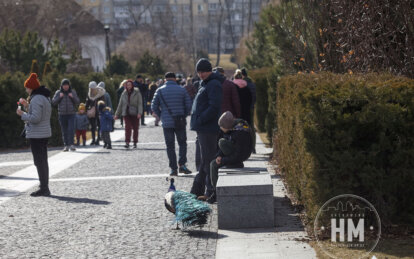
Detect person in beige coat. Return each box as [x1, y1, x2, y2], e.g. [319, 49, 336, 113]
[115, 80, 143, 148]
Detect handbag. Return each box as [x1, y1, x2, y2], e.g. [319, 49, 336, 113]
[87, 105, 96, 118]
[159, 90, 186, 129]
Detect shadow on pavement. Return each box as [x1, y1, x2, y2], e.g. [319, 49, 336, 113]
[138, 148, 165, 151]
[0, 176, 38, 180]
[48, 195, 111, 205]
[184, 229, 227, 239]
[74, 151, 111, 154]
[273, 196, 305, 232]
[0, 188, 21, 197]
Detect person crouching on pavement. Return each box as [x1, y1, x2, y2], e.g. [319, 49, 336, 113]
[205, 111, 253, 203]
[98, 100, 113, 149]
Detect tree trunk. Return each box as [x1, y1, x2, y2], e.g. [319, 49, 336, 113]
[216, 0, 224, 66]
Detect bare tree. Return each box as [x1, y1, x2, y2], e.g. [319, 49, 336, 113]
[215, 0, 225, 66]
[247, 0, 253, 34]
[224, 0, 237, 52]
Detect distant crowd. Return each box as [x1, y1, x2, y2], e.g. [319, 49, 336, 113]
[16, 58, 256, 201]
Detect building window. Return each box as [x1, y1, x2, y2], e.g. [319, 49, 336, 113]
[234, 13, 241, 20]
[208, 3, 217, 10]
[90, 0, 96, 3]
[91, 7, 98, 15]
[198, 4, 203, 13]
[103, 6, 110, 14]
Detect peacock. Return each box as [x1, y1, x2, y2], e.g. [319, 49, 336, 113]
[164, 178, 211, 228]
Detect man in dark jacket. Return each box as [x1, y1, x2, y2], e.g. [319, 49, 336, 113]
[208, 111, 253, 203]
[52, 79, 80, 151]
[151, 72, 193, 176]
[133, 75, 148, 125]
[213, 67, 241, 118]
[190, 58, 223, 200]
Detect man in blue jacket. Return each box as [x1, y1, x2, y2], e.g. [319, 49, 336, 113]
[152, 72, 193, 176]
[190, 59, 223, 200]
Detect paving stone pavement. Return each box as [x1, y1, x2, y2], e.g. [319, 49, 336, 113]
[0, 117, 218, 258]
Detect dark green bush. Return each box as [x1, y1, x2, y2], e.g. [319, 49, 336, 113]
[275, 72, 414, 226]
[250, 68, 270, 133]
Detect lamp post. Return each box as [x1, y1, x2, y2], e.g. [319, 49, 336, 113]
[104, 25, 111, 65]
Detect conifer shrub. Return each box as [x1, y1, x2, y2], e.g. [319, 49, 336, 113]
[250, 67, 270, 132]
[275, 72, 414, 226]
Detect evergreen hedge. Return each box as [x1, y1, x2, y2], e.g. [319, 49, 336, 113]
[275, 72, 414, 226]
[0, 72, 126, 149]
[250, 68, 270, 133]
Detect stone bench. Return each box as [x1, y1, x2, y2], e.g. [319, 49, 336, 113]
[216, 168, 274, 229]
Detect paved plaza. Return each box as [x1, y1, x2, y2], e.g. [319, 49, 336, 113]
[0, 117, 316, 259]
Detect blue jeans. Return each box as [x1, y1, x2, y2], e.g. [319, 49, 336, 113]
[59, 114, 75, 146]
[163, 127, 187, 170]
[190, 132, 217, 197]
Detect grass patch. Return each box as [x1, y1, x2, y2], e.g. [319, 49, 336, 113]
[310, 239, 414, 259]
[208, 54, 238, 70]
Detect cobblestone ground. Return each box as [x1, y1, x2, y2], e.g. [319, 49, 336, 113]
[0, 117, 218, 258]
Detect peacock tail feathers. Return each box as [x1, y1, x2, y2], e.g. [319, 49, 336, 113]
[172, 191, 212, 227]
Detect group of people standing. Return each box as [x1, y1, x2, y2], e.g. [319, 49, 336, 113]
[15, 58, 256, 199]
[51, 79, 113, 151]
[150, 58, 256, 204]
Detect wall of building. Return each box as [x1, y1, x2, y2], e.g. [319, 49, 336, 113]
[77, 0, 267, 54]
[79, 35, 106, 72]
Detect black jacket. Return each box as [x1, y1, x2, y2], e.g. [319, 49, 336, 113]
[134, 81, 148, 101]
[236, 86, 252, 125]
[190, 72, 223, 133]
[219, 119, 253, 165]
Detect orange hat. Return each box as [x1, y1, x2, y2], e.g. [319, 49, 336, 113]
[24, 73, 40, 90]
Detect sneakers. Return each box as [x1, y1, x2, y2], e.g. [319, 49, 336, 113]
[103, 143, 107, 148]
[124, 143, 130, 148]
[133, 143, 137, 148]
[179, 165, 192, 174]
[107, 145, 112, 149]
[197, 195, 208, 201]
[63, 146, 69, 152]
[69, 145, 76, 151]
[170, 169, 178, 176]
[30, 188, 51, 197]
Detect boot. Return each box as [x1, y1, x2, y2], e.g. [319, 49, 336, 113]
[90, 139, 95, 145]
[76, 139, 80, 146]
